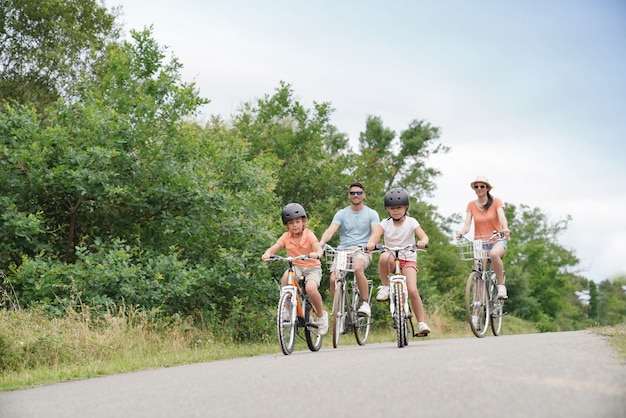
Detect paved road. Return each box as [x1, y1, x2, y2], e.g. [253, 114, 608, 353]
[1, 330, 624, 418]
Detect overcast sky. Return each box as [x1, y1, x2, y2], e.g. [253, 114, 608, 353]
[106, 0, 626, 283]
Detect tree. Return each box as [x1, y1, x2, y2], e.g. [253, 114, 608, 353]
[504, 204, 582, 329]
[589, 280, 599, 321]
[231, 81, 353, 225]
[596, 278, 626, 325]
[352, 115, 448, 206]
[0, 0, 119, 106]
[1, 28, 209, 264]
[1, 28, 282, 331]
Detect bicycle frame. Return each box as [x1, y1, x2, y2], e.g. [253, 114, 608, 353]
[281, 269, 304, 321]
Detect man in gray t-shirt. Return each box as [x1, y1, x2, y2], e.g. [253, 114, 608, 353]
[319, 182, 383, 318]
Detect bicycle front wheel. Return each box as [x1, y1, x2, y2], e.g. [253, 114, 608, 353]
[353, 280, 371, 346]
[393, 283, 407, 348]
[332, 280, 345, 349]
[465, 271, 489, 338]
[277, 292, 296, 355]
[304, 297, 323, 351]
[490, 281, 504, 336]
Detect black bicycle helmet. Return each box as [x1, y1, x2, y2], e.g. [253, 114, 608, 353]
[384, 188, 410, 207]
[281, 203, 307, 224]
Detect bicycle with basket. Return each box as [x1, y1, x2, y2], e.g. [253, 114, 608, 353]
[323, 244, 373, 348]
[457, 231, 507, 338]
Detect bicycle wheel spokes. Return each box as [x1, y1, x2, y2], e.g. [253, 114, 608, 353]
[277, 292, 297, 355]
[490, 284, 504, 336]
[332, 280, 345, 349]
[393, 284, 407, 348]
[354, 315, 370, 346]
[353, 280, 371, 346]
[304, 298, 323, 351]
[465, 271, 489, 338]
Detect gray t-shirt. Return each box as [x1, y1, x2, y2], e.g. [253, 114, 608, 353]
[331, 206, 381, 249]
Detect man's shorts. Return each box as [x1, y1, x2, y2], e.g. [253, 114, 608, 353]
[330, 246, 372, 273]
[292, 266, 323, 286]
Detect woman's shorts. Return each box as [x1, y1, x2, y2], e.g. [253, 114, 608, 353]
[484, 239, 507, 252]
[292, 266, 322, 286]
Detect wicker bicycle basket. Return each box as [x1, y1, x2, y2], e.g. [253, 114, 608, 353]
[458, 239, 489, 261]
[324, 249, 355, 272]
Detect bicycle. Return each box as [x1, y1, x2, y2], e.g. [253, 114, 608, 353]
[457, 231, 507, 338]
[371, 244, 428, 348]
[266, 254, 323, 355]
[323, 245, 373, 348]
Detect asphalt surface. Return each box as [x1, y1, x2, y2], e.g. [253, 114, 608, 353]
[1, 330, 624, 418]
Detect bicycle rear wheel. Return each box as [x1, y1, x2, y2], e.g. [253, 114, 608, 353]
[490, 281, 504, 336]
[304, 297, 323, 351]
[465, 271, 489, 338]
[353, 280, 371, 346]
[332, 280, 345, 349]
[277, 292, 296, 355]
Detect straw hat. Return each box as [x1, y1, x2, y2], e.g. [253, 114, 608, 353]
[470, 176, 493, 190]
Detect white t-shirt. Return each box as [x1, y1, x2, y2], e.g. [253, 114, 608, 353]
[381, 216, 420, 262]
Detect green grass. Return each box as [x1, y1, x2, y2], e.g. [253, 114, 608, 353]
[2, 305, 622, 392]
[592, 324, 626, 360]
[0, 305, 284, 391]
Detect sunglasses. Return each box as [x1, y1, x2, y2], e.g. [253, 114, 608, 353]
[473, 184, 487, 189]
[349, 191, 364, 195]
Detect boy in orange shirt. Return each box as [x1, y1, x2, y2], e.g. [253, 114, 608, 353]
[262, 203, 328, 335]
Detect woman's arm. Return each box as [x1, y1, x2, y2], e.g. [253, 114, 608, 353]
[457, 211, 473, 238]
[497, 207, 511, 239]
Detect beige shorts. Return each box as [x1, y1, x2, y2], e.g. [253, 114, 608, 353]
[291, 266, 323, 286]
[330, 246, 372, 273]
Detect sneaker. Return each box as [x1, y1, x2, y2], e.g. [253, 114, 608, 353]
[317, 311, 329, 336]
[472, 315, 479, 328]
[497, 285, 508, 300]
[376, 285, 390, 302]
[357, 301, 371, 317]
[417, 322, 431, 335]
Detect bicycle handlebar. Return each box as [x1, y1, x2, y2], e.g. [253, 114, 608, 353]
[371, 243, 428, 253]
[322, 244, 367, 254]
[458, 230, 505, 242]
[265, 254, 318, 262]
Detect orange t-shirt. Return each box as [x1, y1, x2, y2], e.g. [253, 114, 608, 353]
[466, 197, 504, 240]
[276, 228, 321, 268]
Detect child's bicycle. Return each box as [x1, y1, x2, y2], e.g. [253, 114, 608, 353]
[265, 254, 323, 355]
[323, 245, 373, 349]
[457, 231, 507, 338]
[372, 244, 428, 348]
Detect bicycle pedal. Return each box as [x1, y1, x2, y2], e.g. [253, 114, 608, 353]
[415, 332, 429, 338]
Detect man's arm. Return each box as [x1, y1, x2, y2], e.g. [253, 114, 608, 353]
[319, 223, 339, 248]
